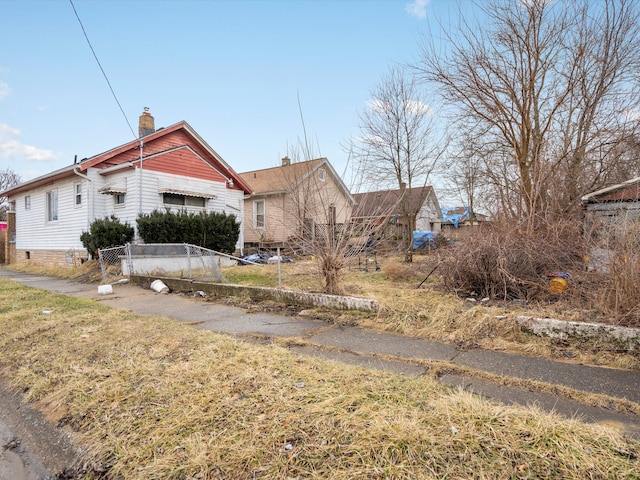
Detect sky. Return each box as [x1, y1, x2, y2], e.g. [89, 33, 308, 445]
[0, 0, 470, 190]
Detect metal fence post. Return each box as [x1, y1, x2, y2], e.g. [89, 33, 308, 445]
[185, 243, 192, 280]
[125, 243, 133, 279]
[277, 246, 282, 288]
[98, 248, 107, 284]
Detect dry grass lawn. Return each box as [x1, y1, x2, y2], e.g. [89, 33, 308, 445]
[0, 277, 639, 479]
[219, 256, 640, 371]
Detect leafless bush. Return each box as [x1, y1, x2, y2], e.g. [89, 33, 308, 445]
[439, 219, 585, 301]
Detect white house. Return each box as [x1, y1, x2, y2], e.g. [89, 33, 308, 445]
[1, 110, 252, 267]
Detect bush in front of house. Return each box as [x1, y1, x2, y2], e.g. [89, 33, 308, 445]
[137, 209, 240, 254]
[80, 215, 135, 258]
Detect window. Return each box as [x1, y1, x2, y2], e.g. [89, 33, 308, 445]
[318, 168, 326, 181]
[162, 193, 205, 208]
[114, 193, 126, 205]
[24, 195, 31, 211]
[74, 183, 82, 206]
[254, 200, 265, 228]
[46, 189, 58, 221]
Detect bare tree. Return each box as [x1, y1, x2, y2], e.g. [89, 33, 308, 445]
[0, 168, 21, 221]
[417, 0, 640, 230]
[351, 66, 443, 262]
[272, 140, 405, 295]
[438, 128, 488, 223]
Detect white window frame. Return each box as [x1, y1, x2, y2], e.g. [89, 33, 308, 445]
[114, 193, 126, 206]
[74, 182, 82, 206]
[46, 189, 58, 222]
[24, 195, 31, 211]
[254, 199, 265, 229]
[318, 168, 326, 181]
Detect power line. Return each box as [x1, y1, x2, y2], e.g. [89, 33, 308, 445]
[69, 0, 137, 139]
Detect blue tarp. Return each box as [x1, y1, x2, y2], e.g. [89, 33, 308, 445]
[413, 230, 437, 250]
[441, 206, 469, 228]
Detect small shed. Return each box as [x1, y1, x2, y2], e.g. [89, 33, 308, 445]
[581, 177, 640, 223]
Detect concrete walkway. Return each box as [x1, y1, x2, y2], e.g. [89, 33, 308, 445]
[2, 270, 640, 440]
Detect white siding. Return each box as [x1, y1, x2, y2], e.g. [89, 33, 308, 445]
[101, 169, 246, 250]
[12, 167, 246, 255]
[100, 171, 139, 226]
[13, 176, 90, 251]
[416, 197, 442, 232]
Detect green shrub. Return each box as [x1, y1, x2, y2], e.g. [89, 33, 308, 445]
[80, 215, 135, 258]
[137, 209, 240, 254]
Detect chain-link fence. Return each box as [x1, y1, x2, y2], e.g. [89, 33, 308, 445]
[98, 243, 232, 284]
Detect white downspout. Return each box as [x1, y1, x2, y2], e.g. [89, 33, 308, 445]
[73, 167, 93, 227]
[137, 139, 143, 242]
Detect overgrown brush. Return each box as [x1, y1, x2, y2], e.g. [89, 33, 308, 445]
[438, 220, 585, 301]
[585, 217, 640, 327]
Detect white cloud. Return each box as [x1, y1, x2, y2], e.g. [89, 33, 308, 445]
[405, 0, 429, 19]
[367, 99, 433, 116]
[0, 82, 10, 100]
[0, 124, 21, 137]
[367, 99, 389, 112]
[0, 123, 56, 162]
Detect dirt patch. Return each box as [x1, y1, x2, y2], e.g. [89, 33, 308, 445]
[0, 379, 82, 479]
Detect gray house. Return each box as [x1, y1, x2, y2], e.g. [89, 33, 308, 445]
[581, 176, 640, 222]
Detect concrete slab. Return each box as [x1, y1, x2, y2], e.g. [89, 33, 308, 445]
[454, 349, 640, 404]
[309, 325, 458, 361]
[289, 345, 427, 376]
[193, 313, 327, 337]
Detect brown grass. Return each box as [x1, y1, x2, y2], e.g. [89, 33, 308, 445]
[0, 278, 639, 479]
[6, 256, 640, 372]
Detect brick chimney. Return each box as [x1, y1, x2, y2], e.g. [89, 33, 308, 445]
[138, 107, 155, 137]
[282, 156, 291, 166]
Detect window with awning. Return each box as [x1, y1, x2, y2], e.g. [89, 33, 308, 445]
[162, 192, 206, 208]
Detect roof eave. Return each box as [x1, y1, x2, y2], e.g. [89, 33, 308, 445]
[1, 165, 77, 197]
[581, 176, 640, 203]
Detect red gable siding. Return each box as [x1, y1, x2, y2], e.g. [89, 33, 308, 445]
[142, 147, 227, 182]
[4, 121, 252, 197]
[83, 128, 229, 182]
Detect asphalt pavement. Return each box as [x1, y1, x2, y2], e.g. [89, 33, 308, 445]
[1, 269, 639, 442]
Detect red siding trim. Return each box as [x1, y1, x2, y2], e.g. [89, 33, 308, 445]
[596, 184, 640, 202]
[4, 122, 252, 197]
[77, 123, 251, 193]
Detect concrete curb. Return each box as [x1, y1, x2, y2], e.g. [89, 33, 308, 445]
[130, 275, 380, 312]
[516, 315, 640, 350]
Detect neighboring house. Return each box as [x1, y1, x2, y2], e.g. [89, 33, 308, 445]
[1, 110, 252, 267]
[0, 221, 7, 264]
[440, 206, 488, 232]
[581, 176, 640, 223]
[351, 186, 443, 233]
[239, 157, 354, 250]
[581, 177, 640, 273]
